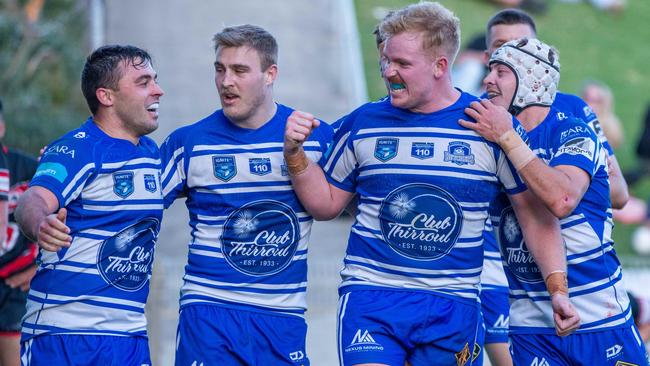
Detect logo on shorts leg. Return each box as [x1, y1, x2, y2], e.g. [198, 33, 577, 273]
[614, 362, 638, 366]
[344, 329, 384, 354]
[530, 357, 550, 366]
[455, 342, 470, 365]
[472, 343, 482, 362]
[289, 350, 304, 362]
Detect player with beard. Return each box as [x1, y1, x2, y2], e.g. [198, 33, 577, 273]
[15, 45, 164, 365]
[284, 3, 578, 365]
[160, 25, 332, 365]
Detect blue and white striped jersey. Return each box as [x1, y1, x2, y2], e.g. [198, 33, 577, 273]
[160, 103, 333, 317]
[480, 92, 612, 293]
[22, 118, 163, 341]
[491, 108, 629, 334]
[479, 218, 508, 291]
[322, 93, 526, 302]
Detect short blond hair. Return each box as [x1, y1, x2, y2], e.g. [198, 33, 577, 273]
[379, 2, 460, 63]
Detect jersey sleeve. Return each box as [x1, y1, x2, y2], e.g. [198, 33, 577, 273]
[30, 137, 96, 209]
[549, 118, 599, 177]
[570, 96, 614, 156]
[319, 114, 358, 193]
[309, 120, 334, 166]
[159, 131, 188, 208]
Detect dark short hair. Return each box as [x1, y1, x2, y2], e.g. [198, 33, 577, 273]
[0, 97, 3, 114]
[81, 45, 153, 114]
[213, 24, 278, 71]
[486, 9, 537, 47]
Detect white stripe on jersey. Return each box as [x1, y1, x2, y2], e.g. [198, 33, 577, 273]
[194, 186, 295, 195]
[62, 163, 95, 205]
[29, 289, 145, 308]
[180, 281, 307, 311]
[340, 264, 480, 300]
[192, 140, 322, 152]
[83, 203, 163, 211]
[102, 156, 161, 168]
[358, 168, 499, 183]
[356, 126, 480, 136]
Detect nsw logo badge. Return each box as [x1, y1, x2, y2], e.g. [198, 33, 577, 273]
[113, 172, 134, 198]
[213, 156, 237, 182]
[374, 138, 399, 162]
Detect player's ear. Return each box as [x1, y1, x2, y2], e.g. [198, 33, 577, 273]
[96, 87, 114, 108]
[433, 56, 449, 78]
[264, 64, 278, 85]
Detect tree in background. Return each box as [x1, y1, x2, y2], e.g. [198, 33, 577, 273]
[0, 0, 88, 155]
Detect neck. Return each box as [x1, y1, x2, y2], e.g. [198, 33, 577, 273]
[411, 80, 460, 114]
[93, 110, 140, 145]
[232, 97, 277, 130]
[516, 105, 550, 132]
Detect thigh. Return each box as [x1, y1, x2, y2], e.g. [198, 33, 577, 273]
[337, 291, 410, 366]
[175, 304, 309, 366]
[21, 335, 151, 366]
[409, 298, 483, 366]
[480, 288, 510, 345]
[570, 326, 650, 366]
[510, 334, 568, 366]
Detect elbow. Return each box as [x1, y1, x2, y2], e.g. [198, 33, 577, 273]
[550, 195, 579, 219]
[610, 189, 629, 210]
[310, 209, 341, 221]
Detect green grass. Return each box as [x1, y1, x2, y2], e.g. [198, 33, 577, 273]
[354, 0, 650, 258]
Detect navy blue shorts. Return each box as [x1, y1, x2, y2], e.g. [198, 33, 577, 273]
[21, 334, 150, 365]
[511, 324, 649, 365]
[175, 304, 309, 366]
[480, 287, 510, 344]
[337, 289, 483, 365]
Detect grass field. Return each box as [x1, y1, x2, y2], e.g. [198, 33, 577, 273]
[354, 0, 650, 257]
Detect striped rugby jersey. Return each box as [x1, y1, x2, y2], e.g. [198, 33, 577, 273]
[160, 103, 333, 317]
[490, 107, 629, 334]
[22, 118, 163, 341]
[479, 218, 508, 291]
[322, 93, 526, 302]
[480, 92, 613, 295]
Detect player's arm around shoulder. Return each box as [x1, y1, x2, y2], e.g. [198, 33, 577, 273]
[508, 189, 580, 336]
[15, 186, 69, 252]
[284, 110, 354, 220]
[15, 134, 92, 251]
